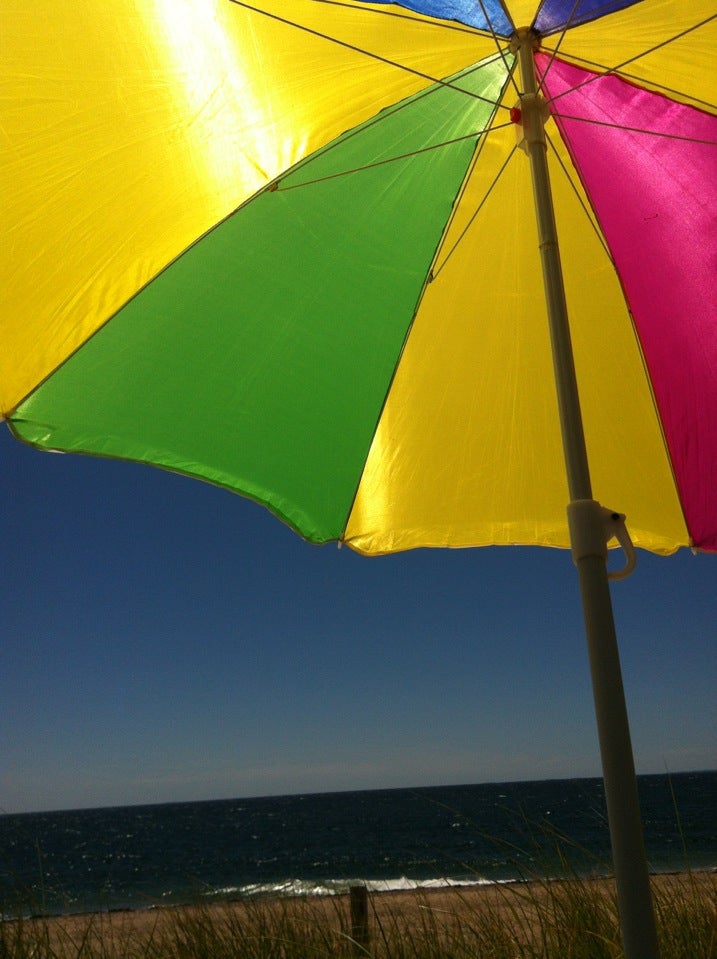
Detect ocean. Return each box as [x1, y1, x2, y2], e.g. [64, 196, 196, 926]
[1, 771, 715, 918]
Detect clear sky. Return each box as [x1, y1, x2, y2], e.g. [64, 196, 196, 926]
[1, 426, 714, 814]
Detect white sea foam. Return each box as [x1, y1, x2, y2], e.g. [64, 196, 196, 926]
[202, 875, 513, 901]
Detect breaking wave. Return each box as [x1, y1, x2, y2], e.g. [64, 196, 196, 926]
[203, 875, 509, 900]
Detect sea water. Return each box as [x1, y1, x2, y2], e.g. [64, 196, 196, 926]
[1, 772, 715, 917]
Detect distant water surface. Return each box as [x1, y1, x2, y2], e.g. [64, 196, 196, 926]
[1, 772, 715, 916]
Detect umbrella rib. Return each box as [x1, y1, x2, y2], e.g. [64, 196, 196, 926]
[228, 0, 510, 110]
[307, 0, 482, 37]
[536, 0, 652, 35]
[266, 53, 509, 189]
[551, 59, 716, 113]
[313, 0, 519, 44]
[430, 61, 520, 277]
[548, 113, 717, 147]
[273, 128, 510, 191]
[431, 141, 519, 280]
[534, 0, 583, 95]
[543, 14, 717, 108]
[475, 0, 521, 97]
[613, 73, 715, 113]
[544, 129, 614, 263]
[544, 55, 716, 112]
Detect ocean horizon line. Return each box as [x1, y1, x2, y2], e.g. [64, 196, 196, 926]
[6, 767, 714, 818]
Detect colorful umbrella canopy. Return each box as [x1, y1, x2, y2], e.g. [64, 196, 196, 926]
[4, 5, 716, 956]
[3, 0, 716, 557]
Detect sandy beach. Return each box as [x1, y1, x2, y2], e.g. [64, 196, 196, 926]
[12, 870, 715, 954]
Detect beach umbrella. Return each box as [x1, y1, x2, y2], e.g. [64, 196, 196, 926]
[3, 1, 715, 955]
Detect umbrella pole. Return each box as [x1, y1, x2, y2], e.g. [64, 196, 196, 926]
[512, 30, 660, 959]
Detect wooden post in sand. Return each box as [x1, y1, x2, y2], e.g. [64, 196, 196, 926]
[349, 884, 369, 952]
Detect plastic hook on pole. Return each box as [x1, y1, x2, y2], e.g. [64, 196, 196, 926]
[567, 499, 637, 581]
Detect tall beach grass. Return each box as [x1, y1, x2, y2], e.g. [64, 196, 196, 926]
[2, 870, 715, 959]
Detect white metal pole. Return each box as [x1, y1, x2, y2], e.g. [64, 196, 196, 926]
[512, 28, 660, 959]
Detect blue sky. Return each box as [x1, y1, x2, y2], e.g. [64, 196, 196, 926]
[1, 426, 714, 813]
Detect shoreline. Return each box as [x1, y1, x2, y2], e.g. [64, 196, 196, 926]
[7, 870, 715, 947]
[7, 865, 715, 924]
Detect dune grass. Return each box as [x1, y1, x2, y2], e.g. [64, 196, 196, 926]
[2, 871, 715, 959]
